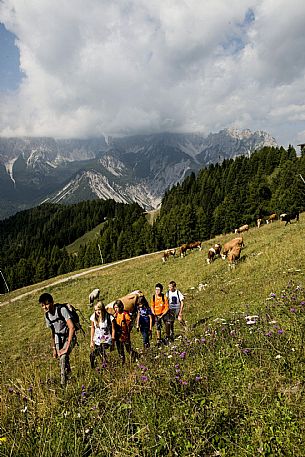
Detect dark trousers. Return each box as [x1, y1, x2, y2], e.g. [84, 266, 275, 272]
[115, 339, 132, 364]
[140, 326, 150, 348]
[90, 344, 109, 368]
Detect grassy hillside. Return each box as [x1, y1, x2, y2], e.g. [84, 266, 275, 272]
[66, 221, 106, 255]
[1, 216, 305, 456]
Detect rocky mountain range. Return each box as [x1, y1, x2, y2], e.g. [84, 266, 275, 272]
[0, 128, 277, 219]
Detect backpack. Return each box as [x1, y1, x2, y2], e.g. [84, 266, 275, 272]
[47, 303, 85, 336]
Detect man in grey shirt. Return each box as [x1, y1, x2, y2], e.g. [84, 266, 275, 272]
[166, 280, 185, 341]
[39, 292, 75, 387]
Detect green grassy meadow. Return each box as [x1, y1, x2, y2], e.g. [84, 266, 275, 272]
[1, 216, 305, 456]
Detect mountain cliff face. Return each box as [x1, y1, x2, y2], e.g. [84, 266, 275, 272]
[0, 129, 277, 219]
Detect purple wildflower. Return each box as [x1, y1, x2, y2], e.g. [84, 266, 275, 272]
[270, 293, 276, 298]
[201, 337, 206, 343]
[265, 331, 273, 337]
[290, 307, 297, 313]
[195, 376, 202, 382]
[179, 351, 186, 359]
[300, 301, 305, 306]
[242, 348, 251, 355]
[81, 391, 87, 397]
[81, 385, 86, 390]
[140, 375, 148, 382]
[175, 364, 180, 369]
[27, 387, 33, 393]
[277, 329, 284, 334]
[102, 361, 107, 369]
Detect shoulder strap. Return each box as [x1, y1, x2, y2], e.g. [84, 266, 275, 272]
[176, 290, 181, 304]
[152, 294, 155, 305]
[161, 293, 165, 304]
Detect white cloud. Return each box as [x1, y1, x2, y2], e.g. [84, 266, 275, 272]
[0, 0, 305, 146]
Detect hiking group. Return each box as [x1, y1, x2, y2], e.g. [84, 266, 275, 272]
[39, 280, 185, 387]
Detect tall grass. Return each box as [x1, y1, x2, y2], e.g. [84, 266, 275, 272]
[1, 217, 305, 456]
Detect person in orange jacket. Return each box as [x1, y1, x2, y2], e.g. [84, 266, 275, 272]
[150, 283, 170, 346]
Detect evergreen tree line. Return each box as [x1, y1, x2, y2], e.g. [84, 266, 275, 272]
[1, 145, 305, 292]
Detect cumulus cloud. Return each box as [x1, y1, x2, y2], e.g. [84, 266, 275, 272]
[0, 0, 305, 146]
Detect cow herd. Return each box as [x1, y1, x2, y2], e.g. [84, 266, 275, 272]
[257, 211, 299, 227]
[162, 210, 300, 268]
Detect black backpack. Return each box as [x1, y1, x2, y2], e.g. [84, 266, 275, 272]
[47, 303, 85, 335]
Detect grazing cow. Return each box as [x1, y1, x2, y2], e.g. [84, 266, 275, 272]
[235, 224, 249, 234]
[207, 243, 222, 264]
[257, 218, 263, 228]
[187, 241, 202, 251]
[221, 237, 244, 259]
[266, 213, 277, 224]
[162, 248, 176, 263]
[280, 211, 299, 226]
[227, 245, 242, 266]
[179, 244, 188, 257]
[89, 288, 100, 307]
[105, 290, 144, 316]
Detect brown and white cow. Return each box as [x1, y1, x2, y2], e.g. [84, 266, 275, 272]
[266, 213, 277, 224]
[162, 248, 176, 263]
[105, 290, 144, 315]
[221, 237, 244, 259]
[179, 244, 188, 257]
[207, 243, 222, 264]
[227, 245, 242, 266]
[235, 224, 249, 234]
[187, 241, 202, 251]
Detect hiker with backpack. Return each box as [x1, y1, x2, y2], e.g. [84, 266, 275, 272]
[90, 301, 115, 369]
[166, 280, 185, 341]
[113, 299, 133, 364]
[136, 295, 153, 349]
[150, 283, 170, 346]
[39, 293, 78, 387]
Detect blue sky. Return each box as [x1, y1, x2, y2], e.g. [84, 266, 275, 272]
[0, 23, 23, 91]
[0, 0, 305, 147]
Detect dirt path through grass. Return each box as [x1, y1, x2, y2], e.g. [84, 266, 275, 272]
[0, 250, 161, 307]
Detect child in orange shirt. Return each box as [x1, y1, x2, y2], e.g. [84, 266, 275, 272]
[150, 283, 170, 346]
[113, 299, 132, 364]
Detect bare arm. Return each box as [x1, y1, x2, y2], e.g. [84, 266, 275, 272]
[51, 328, 57, 359]
[90, 321, 95, 349]
[178, 300, 184, 320]
[136, 311, 140, 329]
[58, 319, 75, 356]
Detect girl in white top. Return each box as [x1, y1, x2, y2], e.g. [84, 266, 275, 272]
[90, 301, 115, 368]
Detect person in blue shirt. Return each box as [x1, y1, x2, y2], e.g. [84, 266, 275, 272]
[136, 295, 153, 349]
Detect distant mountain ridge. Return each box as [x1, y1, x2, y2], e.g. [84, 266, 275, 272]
[0, 128, 277, 219]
